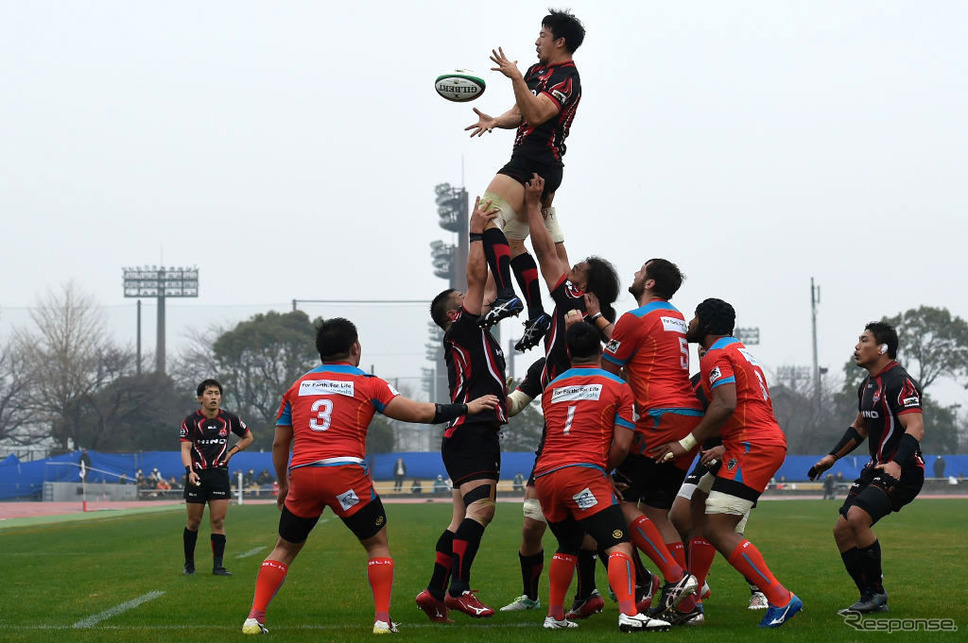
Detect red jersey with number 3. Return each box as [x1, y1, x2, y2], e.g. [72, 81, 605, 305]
[603, 300, 702, 417]
[535, 365, 635, 476]
[699, 338, 786, 448]
[276, 363, 399, 469]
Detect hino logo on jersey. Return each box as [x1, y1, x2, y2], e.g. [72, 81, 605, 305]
[551, 384, 603, 403]
[197, 438, 226, 445]
[299, 380, 355, 397]
[861, 410, 879, 419]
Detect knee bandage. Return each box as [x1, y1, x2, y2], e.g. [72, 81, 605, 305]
[482, 191, 528, 240]
[522, 497, 547, 523]
[542, 206, 565, 244]
[705, 490, 755, 517]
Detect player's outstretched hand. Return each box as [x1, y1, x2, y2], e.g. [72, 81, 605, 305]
[490, 47, 521, 80]
[524, 173, 544, 208]
[650, 440, 687, 464]
[467, 394, 500, 414]
[470, 196, 499, 231]
[807, 454, 836, 481]
[465, 107, 497, 137]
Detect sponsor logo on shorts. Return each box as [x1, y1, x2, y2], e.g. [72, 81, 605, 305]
[708, 367, 722, 384]
[551, 384, 603, 403]
[337, 489, 361, 511]
[902, 396, 920, 408]
[661, 316, 687, 333]
[375, 515, 385, 527]
[573, 487, 598, 510]
[612, 529, 624, 539]
[299, 379, 355, 397]
[604, 339, 621, 355]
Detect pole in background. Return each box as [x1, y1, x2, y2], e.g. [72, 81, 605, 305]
[811, 278, 821, 410]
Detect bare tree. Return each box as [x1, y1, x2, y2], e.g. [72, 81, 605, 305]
[13, 283, 118, 449]
[0, 340, 32, 444]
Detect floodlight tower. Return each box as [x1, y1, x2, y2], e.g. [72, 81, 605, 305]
[122, 266, 199, 373]
[427, 183, 470, 403]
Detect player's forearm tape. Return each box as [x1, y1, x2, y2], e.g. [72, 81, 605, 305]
[829, 427, 864, 458]
[469, 233, 483, 242]
[507, 390, 533, 417]
[432, 403, 468, 424]
[678, 433, 699, 452]
[185, 466, 191, 474]
[892, 433, 921, 467]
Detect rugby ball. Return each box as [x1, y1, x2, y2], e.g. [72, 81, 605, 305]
[435, 70, 486, 102]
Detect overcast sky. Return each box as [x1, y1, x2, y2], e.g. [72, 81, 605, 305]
[2, 1, 966, 403]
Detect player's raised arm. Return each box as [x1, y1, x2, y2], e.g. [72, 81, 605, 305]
[490, 47, 560, 126]
[463, 197, 500, 316]
[523, 174, 565, 289]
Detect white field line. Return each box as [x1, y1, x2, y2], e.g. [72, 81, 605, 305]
[22, 621, 539, 631]
[72, 590, 165, 629]
[235, 546, 267, 558]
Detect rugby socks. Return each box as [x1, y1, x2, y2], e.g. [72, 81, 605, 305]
[607, 551, 637, 616]
[668, 541, 687, 570]
[368, 557, 394, 624]
[428, 530, 455, 601]
[727, 539, 791, 608]
[483, 229, 516, 298]
[449, 518, 486, 597]
[183, 527, 198, 566]
[689, 537, 717, 592]
[629, 515, 684, 583]
[548, 553, 577, 620]
[840, 547, 867, 594]
[575, 548, 598, 599]
[859, 540, 885, 593]
[211, 533, 226, 569]
[519, 550, 544, 601]
[248, 559, 288, 622]
[511, 254, 546, 320]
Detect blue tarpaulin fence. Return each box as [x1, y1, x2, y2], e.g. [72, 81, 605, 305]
[2, 450, 966, 501]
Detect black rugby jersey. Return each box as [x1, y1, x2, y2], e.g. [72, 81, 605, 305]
[857, 361, 923, 469]
[443, 306, 508, 435]
[540, 276, 586, 389]
[512, 61, 581, 163]
[179, 409, 249, 471]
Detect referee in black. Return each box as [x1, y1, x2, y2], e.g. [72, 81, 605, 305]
[809, 322, 925, 614]
[180, 378, 254, 575]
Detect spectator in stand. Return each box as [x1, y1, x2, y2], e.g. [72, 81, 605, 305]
[411, 479, 424, 495]
[433, 475, 450, 495]
[257, 469, 274, 486]
[823, 474, 836, 500]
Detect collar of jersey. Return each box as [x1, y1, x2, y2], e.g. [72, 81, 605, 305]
[309, 363, 364, 375]
[550, 365, 626, 386]
[709, 337, 741, 351]
[631, 299, 676, 318]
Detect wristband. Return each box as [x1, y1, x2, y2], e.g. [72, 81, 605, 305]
[678, 433, 699, 452]
[185, 466, 192, 475]
[432, 402, 469, 424]
[829, 426, 864, 459]
[590, 312, 603, 322]
[469, 233, 483, 242]
[892, 433, 920, 467]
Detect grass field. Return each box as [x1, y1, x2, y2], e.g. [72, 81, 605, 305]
[0, 498, 965, 642]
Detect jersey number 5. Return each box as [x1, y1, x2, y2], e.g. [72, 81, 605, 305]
[310, 399, 333, 431]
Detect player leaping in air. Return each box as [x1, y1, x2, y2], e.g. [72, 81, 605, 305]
[466, 9, 584, 352]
